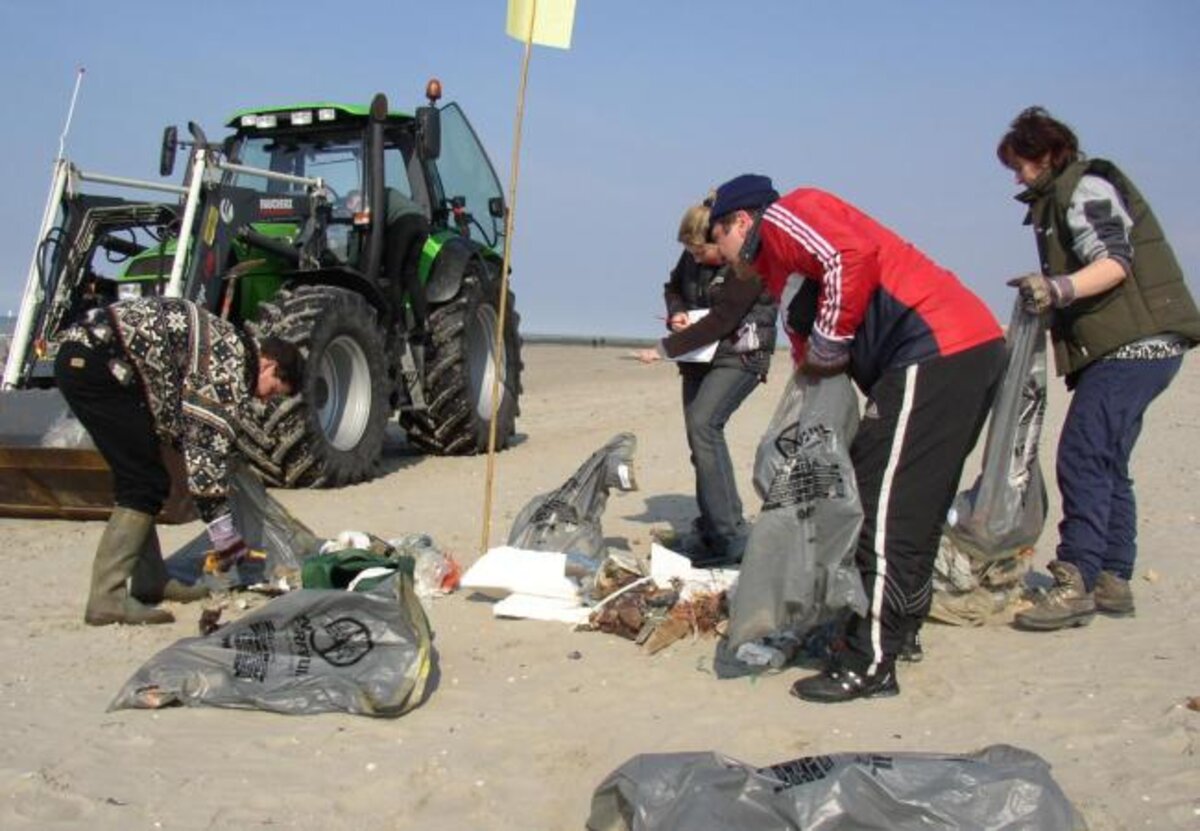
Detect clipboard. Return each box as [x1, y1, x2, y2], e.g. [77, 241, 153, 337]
[671, 310, 718, 363]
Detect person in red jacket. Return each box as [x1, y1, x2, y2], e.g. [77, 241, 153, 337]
[708, 174, 1006, 702]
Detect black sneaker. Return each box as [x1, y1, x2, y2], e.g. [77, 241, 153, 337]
[789, 663, 899, 703]
[898, 627, 924, 663]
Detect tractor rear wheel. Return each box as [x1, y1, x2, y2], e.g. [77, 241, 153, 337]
[247, 285, 389, 486]
[401, 266, 522, 454]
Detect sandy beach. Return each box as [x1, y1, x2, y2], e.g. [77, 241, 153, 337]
[1, 341, 1197, 830]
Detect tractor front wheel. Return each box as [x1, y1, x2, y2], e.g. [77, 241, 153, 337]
[248, 285, 389, 486]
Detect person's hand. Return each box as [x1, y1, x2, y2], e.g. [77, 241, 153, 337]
[205, 513, 250, 572]
[1007, 272, 1075, 314]
[668, 312, 689, 332]
[632, 348, 662, 364]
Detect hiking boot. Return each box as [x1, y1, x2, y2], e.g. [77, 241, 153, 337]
[1013, 560, 1095, 631]
[790, 662, 899, 703]
[130, 524, 210, 604]
[1094, 571, 1135, 617]
[898, 626, 924, 663]
[85, 507, 175, 626]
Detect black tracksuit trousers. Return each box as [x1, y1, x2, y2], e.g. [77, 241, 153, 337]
[845, 339, 1006, 673]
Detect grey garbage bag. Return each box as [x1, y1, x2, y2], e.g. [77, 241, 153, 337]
[507, 432, 637, 566]
[108, 571, 434, 717]
[722, 374, 866, 664]
[165, 462, 324, 590]
[945, 300, 1048, 561]
[587, 744, 1087, 831]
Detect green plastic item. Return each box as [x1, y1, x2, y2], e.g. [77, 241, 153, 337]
[301, 548, 415, 593]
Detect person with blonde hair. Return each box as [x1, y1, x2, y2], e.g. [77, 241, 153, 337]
[634, 197, 778, 565]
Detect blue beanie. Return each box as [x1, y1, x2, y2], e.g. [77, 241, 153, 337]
[708, 174, 779, 226]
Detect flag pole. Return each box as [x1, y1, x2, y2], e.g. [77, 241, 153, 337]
[480, 0, 538, 554]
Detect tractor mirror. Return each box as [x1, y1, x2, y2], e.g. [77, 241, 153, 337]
[160, 126, 178, 178]
[417, 106, 441, 160]
[488, 196, 506, 220]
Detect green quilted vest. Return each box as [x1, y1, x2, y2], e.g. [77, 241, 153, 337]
[1018, 159, 1200, 376]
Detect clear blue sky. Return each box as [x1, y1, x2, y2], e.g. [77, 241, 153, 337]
[2, 0, 1198, 337]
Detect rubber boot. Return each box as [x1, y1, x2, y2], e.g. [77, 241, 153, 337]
[130, 525, 210, 604]
[84, 507, 175, 626]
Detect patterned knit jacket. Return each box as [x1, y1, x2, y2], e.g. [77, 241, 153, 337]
[59, 298, 267, 520]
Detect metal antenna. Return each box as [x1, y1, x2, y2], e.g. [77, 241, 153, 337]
[56, 66, 86, 161]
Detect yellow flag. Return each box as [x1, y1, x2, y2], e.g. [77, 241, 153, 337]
[506, 0, 576, 49]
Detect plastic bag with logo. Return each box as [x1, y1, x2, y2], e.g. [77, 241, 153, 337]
[944, 299, 1049, 562]
[932, 301, 1048, 625]
[586, 744, 1087, 831]
[108, 562, 433, 718]
[719, 373, 866, 675]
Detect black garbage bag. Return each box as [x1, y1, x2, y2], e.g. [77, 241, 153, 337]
[587, 744, 1087, 831]
[945, 300, 1049, 561]
[164, 462, 324, 590]
[507, 432, 638, 566]
[721, 374, 866, 672]
[108, 568, 434, 718]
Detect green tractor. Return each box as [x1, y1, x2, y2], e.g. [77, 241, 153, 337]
[1, 80, 523, 509]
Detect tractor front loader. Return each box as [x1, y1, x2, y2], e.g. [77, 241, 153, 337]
[0, 80, 523, 519]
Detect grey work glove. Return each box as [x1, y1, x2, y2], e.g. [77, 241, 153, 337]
[1007, 272, 1075, 314]
[800, 331, 851, 377]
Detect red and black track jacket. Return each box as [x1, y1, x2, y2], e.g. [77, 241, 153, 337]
[753, 188, 1002, 391]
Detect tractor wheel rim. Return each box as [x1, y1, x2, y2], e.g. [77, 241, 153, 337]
[468, 303, 504, 421]
[317, 334, 372, 451]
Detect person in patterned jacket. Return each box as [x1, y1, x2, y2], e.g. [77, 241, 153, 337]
[707, 174, 1006, 703]
[55, 297, 303, 626]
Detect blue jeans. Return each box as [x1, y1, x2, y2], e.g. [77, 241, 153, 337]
[681, 366, 762, 554]
[1056, 355, 1183, 588]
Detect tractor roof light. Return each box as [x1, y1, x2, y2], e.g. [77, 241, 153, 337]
[425, 78, 443, 105]
[239, 115, 257, 127]
[290, 110, 313, 126]
[255, 114, 278, 129]
[317, 108, 337, 122]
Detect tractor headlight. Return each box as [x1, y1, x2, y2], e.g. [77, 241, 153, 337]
[117, 283, 143, 301]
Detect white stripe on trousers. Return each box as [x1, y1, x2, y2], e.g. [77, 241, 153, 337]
[869, 363, 918, 674]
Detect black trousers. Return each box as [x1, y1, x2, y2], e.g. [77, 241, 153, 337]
[55, 340, 169, 515]
[384, 214, 431, 335]
[845, 340, 1006, 672]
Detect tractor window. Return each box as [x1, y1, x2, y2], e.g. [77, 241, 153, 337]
[432, 104, 505, 249]
[383, 131, 416, 201]
[234, 134, 365, 207]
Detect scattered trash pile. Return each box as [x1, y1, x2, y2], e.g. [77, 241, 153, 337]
[585, 545, 737, 654]
[462, 433, 739, 651]
[109, 464, 459, 718]
[587, 744, 1087, 831]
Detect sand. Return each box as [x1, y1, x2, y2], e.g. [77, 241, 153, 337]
[1, 342, 1197, 830]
